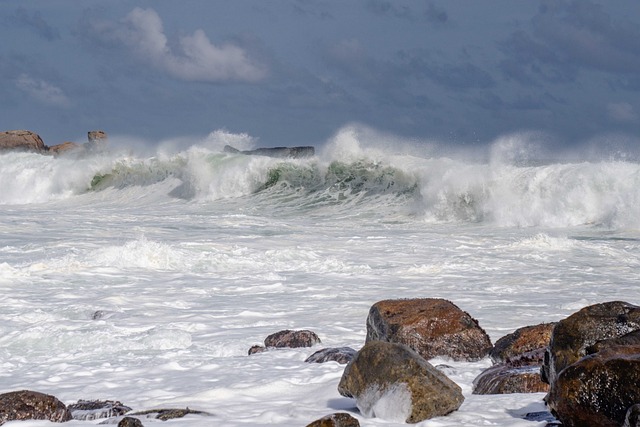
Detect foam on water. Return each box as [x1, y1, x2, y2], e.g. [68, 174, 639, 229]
[1, 127, 640, 426]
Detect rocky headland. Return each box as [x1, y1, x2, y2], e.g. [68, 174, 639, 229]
[0, 129, 107, 156]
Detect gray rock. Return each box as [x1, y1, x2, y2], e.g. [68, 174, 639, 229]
[305, 347, 357, 364]
[264, 330, 321, 348]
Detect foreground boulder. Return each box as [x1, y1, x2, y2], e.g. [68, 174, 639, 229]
[366, 298, 492, 361]
[0, 130, 47, 153]
[548, 345, 640, 427]
[306, 412, 360, 427]
[542, 301, 640, 388]
[491, 323, 555, 364]
[338, 341, 464, 423]
[0, 390, 71, 425]
[474, 323, 553, 395]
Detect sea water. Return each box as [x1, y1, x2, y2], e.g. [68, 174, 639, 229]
[2, 127, 640, 426]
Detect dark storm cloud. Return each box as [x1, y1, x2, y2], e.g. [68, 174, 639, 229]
[500, 0, 640, 86]
[9, 7, 60, 41]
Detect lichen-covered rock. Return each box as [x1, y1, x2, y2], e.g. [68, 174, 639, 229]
[305, 347, 357, 364]
[548, 345, 640, 427]
[366, 298, 492, 361]
[491, 323, 555, 364]
[68, 399, 131, 420]
[0, 130, 48, 153]
[0, 390, 71, 425]
[338, 341, 464, 423]
[587, 329, 640, 355]
[264, 330, 321, 348]
[473, 363, 548, 394]
[306, 412, 360, 427]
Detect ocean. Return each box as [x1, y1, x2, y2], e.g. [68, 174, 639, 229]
[2, 127, 640, 426]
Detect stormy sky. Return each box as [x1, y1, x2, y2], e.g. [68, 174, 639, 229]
[1, 1, 639, 151]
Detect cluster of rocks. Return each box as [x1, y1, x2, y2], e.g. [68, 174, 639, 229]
[3, 299, 640, 426]
[0, 129, 107, 156]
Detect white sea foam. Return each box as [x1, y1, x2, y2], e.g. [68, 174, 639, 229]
[1, 129, 640, 426]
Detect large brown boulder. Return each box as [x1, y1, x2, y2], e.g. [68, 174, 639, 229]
[338, 341, 464, 423]
[541, 301, 640, 388]
[0, 130, 48, 153]
[548, 344, 640, 427]
[0, 390, 72, 425]
[366, 298, 492, 362]
[491, 323, 555, 364]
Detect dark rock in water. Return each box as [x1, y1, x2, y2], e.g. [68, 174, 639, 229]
[68, 399, 131, 420]
[306, 412, 360, 427]
[223, 144, 315, 159]
[523, 411, 557, 422]
[338, 341, 464, 423]
[473, 363, 548, 394]
[0, 390, 72, 424]
[548, 344, 640, 427]
[491, 323, 555, 364]
[0, 130, 48, 153]
[264, 329, 321, 348]
[305, 347, 357, 364]
[248, 345, 267, 355]
[624, 404, 640, 427]
[542, 301, 640, 390]
[366, 298, 492, 362]
[129, 407, 211, 420]
[118, 416, 144, 427]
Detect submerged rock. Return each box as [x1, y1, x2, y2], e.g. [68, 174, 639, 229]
[129, 407, 211, 420]
[338, 341, 464, 423]
[305, 347, 357, 364]
[0, 390, 72, 425]
[306, 412, 360, 427]
[68, 399, 131, 420]
[264, 329, 321, 348]
[117, 416, 144, 427]
[366, 298, 492, 361]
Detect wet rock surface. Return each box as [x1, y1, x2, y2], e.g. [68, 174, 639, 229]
[0, 390, 72, 425]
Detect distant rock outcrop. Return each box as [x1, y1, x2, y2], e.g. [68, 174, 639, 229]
[223, 144, 315, 159]
[0, 390, 72, 425]
[338, 341, 464, 423]
[0, 130, 48, 153]
[366, 298, 492, 362]
[48, 141, 81, 156]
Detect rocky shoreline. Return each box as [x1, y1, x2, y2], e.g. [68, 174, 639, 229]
[0, 129, 107, 156]
[2, 299, 639, 426]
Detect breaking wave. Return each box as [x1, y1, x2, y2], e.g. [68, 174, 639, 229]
[2, 126, 640, 229]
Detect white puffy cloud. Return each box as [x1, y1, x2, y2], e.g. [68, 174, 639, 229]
[105, 7, 267, 83]
[15, 74, 71, 107]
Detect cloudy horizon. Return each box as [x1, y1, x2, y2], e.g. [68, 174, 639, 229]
[1, 1, 639, 152]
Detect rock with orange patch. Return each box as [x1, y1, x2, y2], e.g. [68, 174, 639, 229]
[366, 298, 492, 361]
